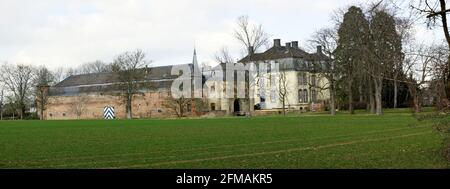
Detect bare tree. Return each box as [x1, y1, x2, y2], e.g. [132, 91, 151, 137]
[232, 16, 270, 116]
[70, 95, 88, 119]
[35, 85, 50, 120]
[233, 15, 270, 55]
[0, 63, 35, 119]
[34, 66, 55, 86]
[34, 66, 55, 120]
[214, 46, 235, 64]
[309, 28, 338, 115]
[402, 43, 436, 113]
[4, 96, 18, 120]
[277, 68, 289, 116]
[111, 49, 152, 119]
[0, 86, 4, 120]
[428, 43, 450, 110]
[162, 96, 192, 118]
[52, 67, 68, 83]
[78, 60, 111, 74]
[411, 0, 450, 102]
[393, 14, 415, 108]
[411, 0, 450, 47]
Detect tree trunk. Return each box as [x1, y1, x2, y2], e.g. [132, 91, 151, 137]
[40, 108, 44, 120]
[330, 82, 336, 116]
[375, 88, 383, 115]
[179, 103, 184, 117]
[369, 94, 375, 114]
[413, 94, 420, 113]
[39, 95, 44, 120]
[393, 79, 398, 108]
[408, 84, 420, 114]
[282, 97, 286, 116]
[437, 0, 450, 101]
[126, 93, 132, 119]
[348, 79, 354, 114]
[330, 92, 336, 116]
[446, 57, 450, 102]
[358, 85, 363, 103]
[367, 79, 375, 114]
[374, 77, 383, 116]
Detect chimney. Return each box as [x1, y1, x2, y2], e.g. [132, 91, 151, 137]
[291, 41, 298, 49]
[317, 45, 322, 54]
[285, 42, 291, 51]
[273, 39, 281, 47]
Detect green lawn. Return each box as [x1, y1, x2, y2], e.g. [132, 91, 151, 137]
[0, 109, 448, 168]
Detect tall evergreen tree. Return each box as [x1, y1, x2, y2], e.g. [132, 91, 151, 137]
[369, 10, 403, 115]
[334, 6, 370, 114]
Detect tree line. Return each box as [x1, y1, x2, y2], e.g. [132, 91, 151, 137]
[308, 1, 450, 116]
[216, 1, 450, 116]
[0, 49, 151, 120]
[2, 0, 450, 119]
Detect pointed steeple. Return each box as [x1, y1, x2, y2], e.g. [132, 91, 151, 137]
[192, 48, 198, 67]
[191, 47, 203, 99]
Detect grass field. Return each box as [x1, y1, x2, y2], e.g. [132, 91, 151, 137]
[0, 109, 449, 168]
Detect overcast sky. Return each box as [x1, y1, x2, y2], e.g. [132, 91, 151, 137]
[0, 0, 442, 69]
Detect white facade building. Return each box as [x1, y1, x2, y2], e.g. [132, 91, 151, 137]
[204, 39, 331, 114]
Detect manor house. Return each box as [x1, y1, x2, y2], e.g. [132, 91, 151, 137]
[42, 39, 330, 120]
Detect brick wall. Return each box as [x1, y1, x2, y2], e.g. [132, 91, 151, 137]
[45, 91, 177, 120]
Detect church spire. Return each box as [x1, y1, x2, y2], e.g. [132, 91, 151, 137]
[192, 47, 198, 67]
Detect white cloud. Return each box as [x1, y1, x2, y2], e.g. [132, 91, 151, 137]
[0, 0, 441, 70]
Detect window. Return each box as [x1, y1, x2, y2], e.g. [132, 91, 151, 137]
[62, 113, 66, 117]
[187, 103, 192, 112]
[304, 89, 309, 103]
[311, 75, 316, 86]
[298, 90, 303, 103]
[298, 72, 307, 85]
[298, 89, 309, 103]
[211, 85, 215, 93]
[311, 89, 317, 103]
[210, 103, 216, 111]
[303, 61, 310, 69]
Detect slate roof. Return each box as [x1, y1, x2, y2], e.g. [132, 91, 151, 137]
[50, 64, 196, 96]
[238, 43, 330, 63]
[55, 65, 178, 88]
[238, 46, 310, 62]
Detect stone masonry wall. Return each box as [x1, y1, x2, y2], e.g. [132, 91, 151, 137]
[44, 90, 176, 120]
